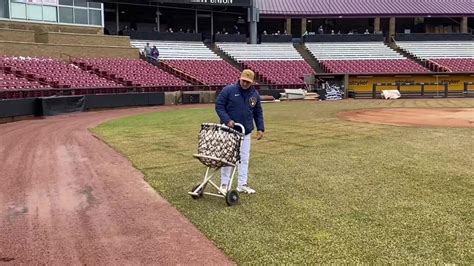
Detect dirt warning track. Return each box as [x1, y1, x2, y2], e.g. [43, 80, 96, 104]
[0, 106, 232, 264]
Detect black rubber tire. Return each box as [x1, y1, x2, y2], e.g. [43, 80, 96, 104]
[191, 184, 204, 199]
[225, 190, 240, 206]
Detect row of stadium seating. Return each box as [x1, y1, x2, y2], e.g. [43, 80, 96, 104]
[131, 40, 472, 76]
[215, 43, 314, 88]
[73, 58, 189, 87]
[1, 39, 472, 98]
[306, 42, 428, 74]
[164, 60, 241, 86]
[1, 56, 120, 89]
[429, 59, 474, 73]
[396, 41, 474, 72]
[131, 40, 241, 87]
[131, 41, 314, 88]
[306, 42, 404, 60]
[0, 71, 49, 90]
[320, 59, 429, 74]
[242, 60, 314, 85]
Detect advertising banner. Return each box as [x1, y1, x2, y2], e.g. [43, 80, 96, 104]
[349, 75, 474, 93]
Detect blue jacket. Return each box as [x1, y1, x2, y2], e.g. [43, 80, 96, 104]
[216, 82, 265, 134]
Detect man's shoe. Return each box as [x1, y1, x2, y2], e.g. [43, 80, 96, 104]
[237, 184, 256, 194]
[218, 184, 227, 195]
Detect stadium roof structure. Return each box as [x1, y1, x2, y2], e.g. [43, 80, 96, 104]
[256, 0, 474, 17]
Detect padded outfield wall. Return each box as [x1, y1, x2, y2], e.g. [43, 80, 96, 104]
[349, 74, 474, 94]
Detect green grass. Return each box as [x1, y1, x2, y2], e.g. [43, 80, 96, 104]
[92, 99, 474, 264]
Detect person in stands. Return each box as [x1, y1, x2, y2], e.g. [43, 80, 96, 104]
[150, 45, 159, 62]
[143, 42, 152, 61]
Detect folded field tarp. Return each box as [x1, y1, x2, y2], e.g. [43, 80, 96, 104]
[381, 90, 401, 99]
[39, 96, 85, 116]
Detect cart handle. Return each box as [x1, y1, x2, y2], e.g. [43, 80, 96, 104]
[233, 123, 245, 136]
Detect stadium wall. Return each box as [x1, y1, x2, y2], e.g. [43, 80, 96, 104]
[349, 74, 474, 93]
[0, 41, 139, 58]
[0, 21, 102, 35]
[0, 92, 166, 120]
[0, 28, 35, 42]
[35, 32, 131, 47]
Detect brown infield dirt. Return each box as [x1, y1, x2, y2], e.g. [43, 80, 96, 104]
[339, 108, 474, 128]
[0, 106, 233, 265]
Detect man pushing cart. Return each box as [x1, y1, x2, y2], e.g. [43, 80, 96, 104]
[189, 69, 265, 206]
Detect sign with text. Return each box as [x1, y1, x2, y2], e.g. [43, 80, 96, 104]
[184, 0, 250, 7]
[90, 0, 251, 7]
[349, 75, 474, 93]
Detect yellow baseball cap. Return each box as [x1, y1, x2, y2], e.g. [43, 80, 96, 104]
[240, 69, 255, 83]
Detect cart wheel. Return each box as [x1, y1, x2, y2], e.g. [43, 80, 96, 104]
[191, 184, 204, 199]
[225, 190, 239, 206]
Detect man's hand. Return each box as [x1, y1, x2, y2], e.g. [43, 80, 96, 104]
[227, 120, 235, 128]
[256, 130, 264, 140]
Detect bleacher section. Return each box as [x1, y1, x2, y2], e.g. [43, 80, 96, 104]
[165, 60, 240, 86]
[429, 59, 474, 73]
[217, 43, 304, 61]
[396, 41, 474, 72]
[130, 40, 240, 87]
[0, 70, 50, 98]
[216, 43, 314, 88]
[131, 40, 220, 60]
[1, 56, 120, 88]
[243, 60, 314, 85]
[73, 58, 189, 87]
[306, 42, 429, 74]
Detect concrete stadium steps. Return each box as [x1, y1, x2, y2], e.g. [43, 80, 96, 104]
[216, 42, 314, 88]
[294, 43, 324, 73]
[162, 60, 241, 88]
[129, 40, 242, 88]
[207, 43, 243, 72]
[158, 60, 207, 87]
[242, 60, 315, 88]
[389, 42, 429, 72]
